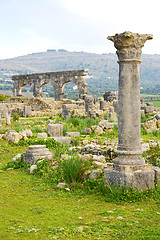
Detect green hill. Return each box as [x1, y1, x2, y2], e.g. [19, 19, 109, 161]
[0, 50, 160, 98]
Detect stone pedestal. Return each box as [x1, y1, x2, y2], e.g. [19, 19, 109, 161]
[47, 124, 63, 137]
[23, 145, 53, 164]
[104, 31, 155, 190]
[100, 100, 107, 110]
[107, 106, 117, 122]
[6, 114, 11, 126]
[62, 104, 77, 119]
[1, 108, 8, 118]
[84, 95, 94, 113]
[23, 106, 32, 117]
[145, 103, 154, 113]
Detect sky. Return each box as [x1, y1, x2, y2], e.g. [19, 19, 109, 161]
[0, 0, 159, 59]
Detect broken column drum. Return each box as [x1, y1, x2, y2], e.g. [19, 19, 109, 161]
[104, 31, 154, 190]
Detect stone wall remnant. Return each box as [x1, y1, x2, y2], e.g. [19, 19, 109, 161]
[104, 31, 155, 190]
[84, 95, 94, 113]
[6, 114, 11, 126]
[23, 106, 32, 117]
[47, 124, 63, 137]
[103, 91, 118, 102]
[100, 100, 107, 110]
[1, 108, 8, 118]
[107, 106, 118, 122]
[12, 69, 89, 101]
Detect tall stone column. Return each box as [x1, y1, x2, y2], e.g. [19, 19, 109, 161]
[104, 31, 155, 190]
[108, 31, 153, 166]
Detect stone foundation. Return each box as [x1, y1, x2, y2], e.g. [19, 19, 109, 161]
[104, 163, 155, 191]
[23, 145, 53, 164]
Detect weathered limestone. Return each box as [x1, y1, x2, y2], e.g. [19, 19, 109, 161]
[144, 102, 154, 113]
[6, 114, 11, 126]
[84, 95, 94, 113]
[8, 131, 22, 143]
[23, 145, 53, 164]
[1, 108, 8, 118]
[103, 91, 118, 102]
[100, 100, 107, 110]
[107, 106, 118, 122]
[12, 69, 88, 101]
[98, 120, 115, 129]
[47, 124, 63, 137]
[37, 132, 48, 138]
[113, 100, 118, 113]
[23, 105, 32, 117]
[64, 132, 80, 137]
[52, 137, 71, 145]
[104, 31, 155, 190]
[62, 104, 77, 119]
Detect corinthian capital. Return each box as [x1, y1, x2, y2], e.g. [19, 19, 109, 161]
[107, 31, 153, 61]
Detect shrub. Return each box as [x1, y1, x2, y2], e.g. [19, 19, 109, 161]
[2, 155, 28, 171]
[144, 144, 160, 167]
[0, 94, 9, 102]
[12, 113, 19, 121]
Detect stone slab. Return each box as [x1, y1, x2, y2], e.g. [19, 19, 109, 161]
[104, 168, 155, 191]
[52, 137, 71, 145]
[47, 124, 63, 137]
[64, 132, 80, 137]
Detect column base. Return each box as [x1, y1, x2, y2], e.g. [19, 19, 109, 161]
[104, 163, 155, 191]
[114, 150, 145, 166]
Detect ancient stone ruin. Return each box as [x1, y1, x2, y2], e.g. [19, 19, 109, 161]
[12, 69, 88, 101]
[104, 31, 156, 190]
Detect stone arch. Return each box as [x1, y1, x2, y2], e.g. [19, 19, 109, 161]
[21, 84, 33, 97]
[62, 81, 79, 100]
[13, 81, 33, 96]
[40, 82, 55, 98]
[12, 69, 89, 100]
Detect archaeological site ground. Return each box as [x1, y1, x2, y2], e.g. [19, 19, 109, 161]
[0, 31, 160, 240]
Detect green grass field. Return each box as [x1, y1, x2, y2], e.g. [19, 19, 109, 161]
[0, 116, 160, 240]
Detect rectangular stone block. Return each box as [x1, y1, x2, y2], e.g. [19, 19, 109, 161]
[23, 106, 32, 117]
[145, 105, 154, 113]
[64, 132, 80, 137]
[47, 124, 63, 137]
[104, 168, 155, 191]
[1, 108, 8, 118]
[52, 137, 71, 145]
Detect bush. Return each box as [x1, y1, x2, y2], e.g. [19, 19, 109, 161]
[144, 144, 160, 167]
[0, 94, 9, 102]
[2, 155, 28, 171]
[12, 113, 19, 121]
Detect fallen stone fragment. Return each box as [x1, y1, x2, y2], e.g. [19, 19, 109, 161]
[64, 132, 80, 137]
[37, 132, 48, 138]
[57, 183, 66, 188]
[52, 137, 71, 145]
[30, 165, 38, 174]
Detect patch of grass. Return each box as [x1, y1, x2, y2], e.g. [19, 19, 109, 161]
[61, 156, 86, 184]
[12, 113, 19, 121]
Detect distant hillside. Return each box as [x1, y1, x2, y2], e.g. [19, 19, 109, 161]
[0, 50, 160, 97]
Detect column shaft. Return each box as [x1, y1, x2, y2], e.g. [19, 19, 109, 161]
[118, 60, 141, 152]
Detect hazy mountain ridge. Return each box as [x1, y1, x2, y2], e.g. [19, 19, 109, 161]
[0, 51, 160, 96]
